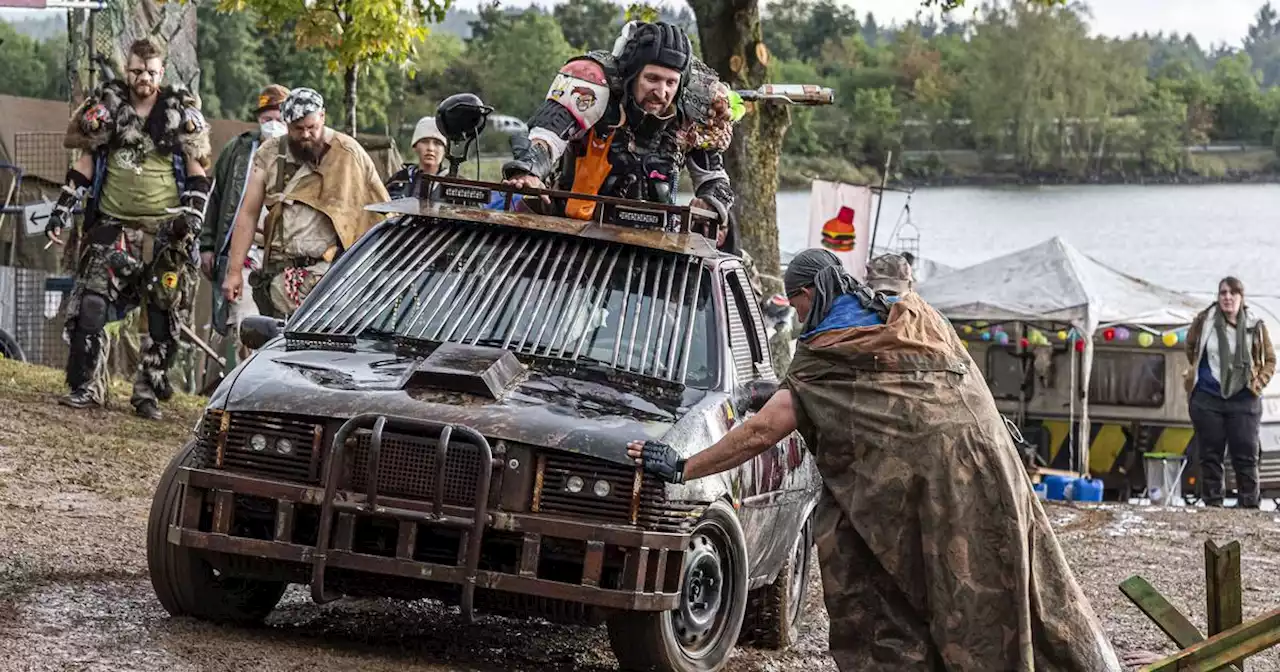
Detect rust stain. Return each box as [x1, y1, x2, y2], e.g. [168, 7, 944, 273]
[531, 454, 546, 513]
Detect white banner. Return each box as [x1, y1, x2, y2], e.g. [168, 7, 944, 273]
[806, 179, 873, 279]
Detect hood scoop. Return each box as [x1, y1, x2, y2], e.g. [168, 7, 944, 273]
[400, 343, 526, 399]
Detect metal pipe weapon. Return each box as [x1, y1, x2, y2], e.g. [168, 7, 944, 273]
[733, 84, 835, 106]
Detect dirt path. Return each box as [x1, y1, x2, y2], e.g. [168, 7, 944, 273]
[4, 359, 1280, 671]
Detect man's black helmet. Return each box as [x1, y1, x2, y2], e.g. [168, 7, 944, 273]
[617, 22, 692, 83]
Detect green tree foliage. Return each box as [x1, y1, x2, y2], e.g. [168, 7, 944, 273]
[554, 0, 623, 51]
[195, 4, 268, 121]
[0, 21, 67, 101]
[467, 8, 577, 118]
[211, 0, 450, 134]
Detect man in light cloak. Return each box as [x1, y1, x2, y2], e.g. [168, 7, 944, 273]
[629, 249, 1122, 671]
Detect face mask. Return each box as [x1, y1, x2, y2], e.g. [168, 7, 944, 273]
[260, 120, 286, 139]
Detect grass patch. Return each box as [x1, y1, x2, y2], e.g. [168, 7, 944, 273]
[0, 358, 206, 499]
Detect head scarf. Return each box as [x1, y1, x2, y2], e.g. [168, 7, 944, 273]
[281, 87, 324, 125]
[784, 248, 862, 334]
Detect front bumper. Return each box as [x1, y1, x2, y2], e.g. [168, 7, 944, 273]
[167, 413, 688, 617]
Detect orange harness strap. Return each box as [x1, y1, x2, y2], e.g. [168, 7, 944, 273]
[565, 129, 614, 220]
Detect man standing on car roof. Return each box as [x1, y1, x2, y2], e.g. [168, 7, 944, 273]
[220, 88, 390, 319]
[501, 20, 739, 251]
[44, 37, 212, 420]
[628, 251, 1123, 672]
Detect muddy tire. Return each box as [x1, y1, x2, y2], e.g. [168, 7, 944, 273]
[147, 440, 286, 625]
[607, 500, 749, 672]
[739, 510, 812, 650]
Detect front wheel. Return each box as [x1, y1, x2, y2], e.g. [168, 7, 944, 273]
[739, 510, 812, 649]
[147, 440, 287, 624]
[607, 500, 749, 672]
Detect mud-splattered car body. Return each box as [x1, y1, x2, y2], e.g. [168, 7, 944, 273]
[151, 176, 822, 669]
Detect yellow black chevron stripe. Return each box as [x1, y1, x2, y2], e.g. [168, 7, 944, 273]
[1026, 420, 1194, 476]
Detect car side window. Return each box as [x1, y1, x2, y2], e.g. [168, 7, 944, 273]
[723, 268, 775, 382]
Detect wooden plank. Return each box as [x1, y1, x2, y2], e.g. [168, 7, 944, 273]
[1120, 576, 1210, 649]
[1120, 575, 1243, 672]
[1206, 540, 1245, 670]
[1142, 607, 1280, 672]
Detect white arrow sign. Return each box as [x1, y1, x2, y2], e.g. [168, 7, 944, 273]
[23, 197, 54, 238]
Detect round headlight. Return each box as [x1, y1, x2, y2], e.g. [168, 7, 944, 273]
[593, 479, 611, 498]
[250, 434, 267, 452]
[566, 475, 585, 493]
[276, 438, 294, 455]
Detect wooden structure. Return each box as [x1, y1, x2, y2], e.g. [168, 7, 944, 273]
[1121, 539, 1280, 671]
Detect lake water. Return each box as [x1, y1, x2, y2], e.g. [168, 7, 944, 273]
[773, 184, 1280, 297]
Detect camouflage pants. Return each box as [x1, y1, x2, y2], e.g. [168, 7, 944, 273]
[63, 219, 198, 408]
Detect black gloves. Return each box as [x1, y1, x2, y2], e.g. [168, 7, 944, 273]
[639, 440, 687, 484]
[46, 169, 91, 238]
[171, 174, 211, 240]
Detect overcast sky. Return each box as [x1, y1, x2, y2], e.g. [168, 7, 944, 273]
[1, 0, 1267, 49]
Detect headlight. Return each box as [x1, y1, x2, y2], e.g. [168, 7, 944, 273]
[593, 479, 611, 497]
[566, 475, 584, 493]
[276, 438, 293, 455]
[250, 434, 267, 452]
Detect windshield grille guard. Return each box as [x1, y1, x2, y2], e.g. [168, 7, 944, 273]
[287, 218, 710, 384]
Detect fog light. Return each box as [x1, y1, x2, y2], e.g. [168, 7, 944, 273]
[566, 475, 584, 493]
[593, 479, 611, 497]
[250, 433, 267, 451]
[276, 438, 294, 455]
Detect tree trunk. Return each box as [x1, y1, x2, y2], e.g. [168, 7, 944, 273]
[345, 65, 358, 136]
[689, 0, 789, 294]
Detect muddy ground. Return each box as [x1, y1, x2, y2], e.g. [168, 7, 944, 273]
[3, 358, 1280, 671]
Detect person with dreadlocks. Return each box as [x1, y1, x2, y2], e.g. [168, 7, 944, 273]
[628, 249, 1122, 672]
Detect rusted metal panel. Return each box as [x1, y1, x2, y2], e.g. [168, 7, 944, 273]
[582, 541, 604, 588]
[335, 514, 356, 551]
[212, 490, 233, 534]
[623, 547, 650, 593]
[519, 533, 541, 578]
[274, 502, 295, 543]
[395, 521, 417, 560]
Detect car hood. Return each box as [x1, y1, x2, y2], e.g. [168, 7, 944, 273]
[210, 344, 705, 466]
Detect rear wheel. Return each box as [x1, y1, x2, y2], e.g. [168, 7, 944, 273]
[607, 500, 749, 672]
[0, 328, 25, 362]
[147, 440, 287, 624]
[739, 510, 812, 649]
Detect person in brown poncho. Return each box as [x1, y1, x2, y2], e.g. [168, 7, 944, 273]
[628, 249, 1122, 671]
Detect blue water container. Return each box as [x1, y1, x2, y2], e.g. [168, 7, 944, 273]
[1043, 475, 1073, 501]
[1033, 482, 1048, 501]
[1070, 477, 1104, 502]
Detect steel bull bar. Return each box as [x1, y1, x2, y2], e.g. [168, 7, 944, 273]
[310, 414, 496, 619]
[170, 412, 690, 620]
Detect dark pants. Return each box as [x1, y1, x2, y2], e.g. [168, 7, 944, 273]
[1190, 387, 1262, 507]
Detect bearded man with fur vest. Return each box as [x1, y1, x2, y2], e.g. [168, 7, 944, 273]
[45, 37, 212, 420]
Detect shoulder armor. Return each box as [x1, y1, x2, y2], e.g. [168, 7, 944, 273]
[64, 79, 129, 153]
[678, 56, 722, 127]
[582, 50, 621, 91]
[160, 84, 212, 169]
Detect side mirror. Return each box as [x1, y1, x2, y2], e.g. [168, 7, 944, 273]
[239, 315, 285, 351]
[736, 379, 780, 416]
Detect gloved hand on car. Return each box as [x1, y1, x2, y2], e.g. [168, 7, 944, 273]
[626, 439, 686, 484]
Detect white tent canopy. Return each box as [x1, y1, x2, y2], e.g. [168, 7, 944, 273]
[916, 236, 1204, 327]
[917, 236, 1205, 475]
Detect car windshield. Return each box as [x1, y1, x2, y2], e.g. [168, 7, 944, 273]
[287, 218, 720, 388]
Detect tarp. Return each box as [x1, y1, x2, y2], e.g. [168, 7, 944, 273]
[917, 236, 1205, 475]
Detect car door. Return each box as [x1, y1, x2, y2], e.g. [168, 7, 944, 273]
[720, 266, 801, 576]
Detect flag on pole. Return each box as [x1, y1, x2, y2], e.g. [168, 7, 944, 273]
[806, 179, 873, 279]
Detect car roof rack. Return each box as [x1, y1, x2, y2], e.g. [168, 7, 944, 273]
[364, 175, 722, 260]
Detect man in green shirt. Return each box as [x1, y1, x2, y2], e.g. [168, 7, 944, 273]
[201, 83, 289, 366]
[45, 37, 212, 420]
